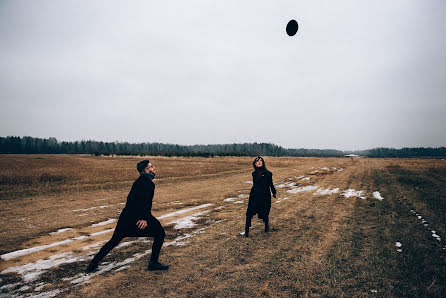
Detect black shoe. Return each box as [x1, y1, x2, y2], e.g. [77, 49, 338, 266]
[148, 260, 169, 271]
[264, 225, 269, 233]
[244, 227, 249, 237]
[85, 262, 98, 273]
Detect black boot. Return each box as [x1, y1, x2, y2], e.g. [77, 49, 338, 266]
[85, 261, 98, 273]
[148, 260, 169, 271]
[264, 218, 269, 233]
[244, 226, 249, 237]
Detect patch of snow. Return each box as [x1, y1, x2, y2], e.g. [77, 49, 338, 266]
[243, 181, 253, 184]
[224, 197, 237, 202]
[157, 203, 213, 219]
[342, 189, 364, 198]
[90, 228, 114, 237]
[372, 191, 384, 201]
[1, 251, 84, 281]
[166, 210, 210, 229]
[1, 239, 77, 261]
[91, 218, 117, 227]
[286, 185, 319, 194]
[49, 228, 74, 235]
[314, 188, 340, 196]
[234, 201, 244, 204]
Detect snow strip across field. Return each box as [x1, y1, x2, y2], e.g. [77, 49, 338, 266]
[49, 228, 74, 235]
[286, 185, 319, 194]
[342, 189, 366, 199]
[314, 188, 340, 196]
[1, 204, 213, 262]
[224, 194, 248, 202]
[91, 218, 117, 227]
[158, 203, 213, 220]
[1, 203, 217, 296]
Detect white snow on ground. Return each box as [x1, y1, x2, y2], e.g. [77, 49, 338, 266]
[314, 188, 340, 196]
[72, 206, 98, 212]
[224, 197, 237, 202]
[225, 194, 248, 202]
[91, 218, 117, 227]
[431, 230, 442, 242]
[243, 181, 253, 184]
[301, 177, 311, 181]
[275, 197, 290, 204]
[342, 189, 364, 198]
[166, 210, 210, 229]
[320, 167, 330, 171]
[1, 237, 84, 261]
[157, 203, 213, 220]
[170, 201, 183, 205]
[277, 182, 296, 188]
[49, 228, 74, 235]
[286, 185, 319, 194]
[1, 251, 85, 281]
[66, 228, 209, 286]
[373, 191, 384, 201]
[3, 206, 217, 297]
[91, 229, 114, 237]
[234, 201, 244, 204]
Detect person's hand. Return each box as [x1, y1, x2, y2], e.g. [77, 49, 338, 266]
[136, 220, 148, 229]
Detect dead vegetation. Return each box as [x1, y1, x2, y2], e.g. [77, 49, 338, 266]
[0, 155, 445, 297]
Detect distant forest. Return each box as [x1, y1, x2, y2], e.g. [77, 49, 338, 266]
[1, 136, 445, 158]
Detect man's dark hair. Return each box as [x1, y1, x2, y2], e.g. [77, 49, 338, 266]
[137, 160, 150, 173]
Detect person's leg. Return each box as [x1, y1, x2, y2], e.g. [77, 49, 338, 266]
[86, 228, 125, 272]
[264, 216, 269, 232]
[134, 218, 168, 270]
[245, 213, 254, 237]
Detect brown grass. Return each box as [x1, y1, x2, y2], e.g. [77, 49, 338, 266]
[0, 155, 445, 297]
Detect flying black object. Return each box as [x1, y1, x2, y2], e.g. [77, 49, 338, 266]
[286, 20, 298, 36]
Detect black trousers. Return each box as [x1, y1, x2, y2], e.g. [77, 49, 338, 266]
[90, 217, 165, 264]
[245, 212, 269, 228]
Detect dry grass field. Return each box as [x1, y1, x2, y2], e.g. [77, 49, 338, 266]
[0, 155, 445, 297]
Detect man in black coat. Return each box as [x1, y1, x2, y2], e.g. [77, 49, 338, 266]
[86, 160, 169, 272]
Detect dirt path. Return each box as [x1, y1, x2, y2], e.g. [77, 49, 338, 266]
[1, 157, 444, 297]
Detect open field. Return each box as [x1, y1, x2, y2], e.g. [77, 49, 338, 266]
[0, 155, 445, 297]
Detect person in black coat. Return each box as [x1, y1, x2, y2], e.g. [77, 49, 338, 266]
[86, 160, 169, 272]
[245, 156, 276, 237]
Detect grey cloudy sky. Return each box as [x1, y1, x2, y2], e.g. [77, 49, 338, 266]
[1, 0, 445, 150]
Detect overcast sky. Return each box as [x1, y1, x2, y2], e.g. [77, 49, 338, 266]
[1, 0, 445, 150]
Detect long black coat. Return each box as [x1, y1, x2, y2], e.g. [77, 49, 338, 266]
[246, 169, 276, 220]
[118, 173, 157, 228]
